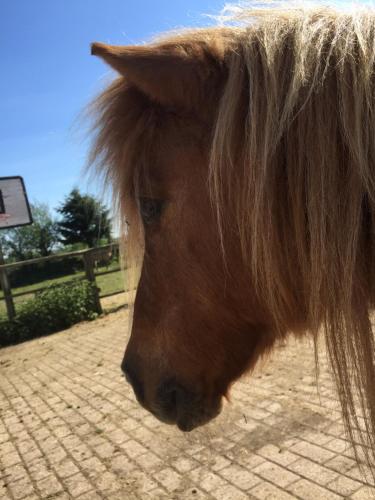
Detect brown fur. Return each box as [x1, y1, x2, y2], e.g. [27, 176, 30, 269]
[89, 3, 375, 470]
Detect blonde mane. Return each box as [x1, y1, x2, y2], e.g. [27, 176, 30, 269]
[211, 2, 375, 472]
[90, 3, 375, 473]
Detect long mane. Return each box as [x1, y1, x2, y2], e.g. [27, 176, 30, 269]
[211, 2, 375, 473]
[90, 3, 375, 473]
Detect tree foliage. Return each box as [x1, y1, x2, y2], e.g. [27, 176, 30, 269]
[0, 202, 59, 261]
[57, 189, 111, 248]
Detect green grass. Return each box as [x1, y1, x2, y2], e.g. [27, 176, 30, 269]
[97, 269, 125, 297]
[0, 261, 126, 319]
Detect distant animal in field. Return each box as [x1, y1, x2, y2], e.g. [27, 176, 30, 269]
[93, 245, 113, 271]
[89, 2, 375, 472]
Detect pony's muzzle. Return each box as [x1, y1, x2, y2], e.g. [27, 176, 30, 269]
[122, 361, 193, 429]
[121, 358, 219, 431]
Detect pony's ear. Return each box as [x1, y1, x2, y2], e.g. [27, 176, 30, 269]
[91, 41, 223, 112]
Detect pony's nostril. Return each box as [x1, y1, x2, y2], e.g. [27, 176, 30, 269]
[167, 386, 179, 413]
[170, 389, 177, 407]
[156, 379, 193, 423]
[157, 380, 178, 419]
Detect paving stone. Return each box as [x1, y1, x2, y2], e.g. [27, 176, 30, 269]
[28, 460, 52, 482]
[1, 451, 22, 468]
[47, 445, 67, 463]
[178, 487, 208, 499]
[95, 441, 117, 459]
[173, 456, 200, 473]
[93, 470, 121, 494]
[257, 444, 299, 467]
[7, 478, 35, 500]
[287, 478, 342, 500]
[189, 466, 227, 492]
[17, 439, 38, 457]
[287, 457, 338, 485]
[185, 444, 205, 456]
[351, 486, 375, 499]
[126, 469, 159, 494]
[106, 428, 129, 445]
[75, 423, 92, 437]
[53, 426, 72, 439]
[347, 466, 375, 486]
[289, 440, 335, 463]
[153, 467, 183, 492]
[212, 483, 250, 500]
[231, 454, 263, 473]
[121, 439, 148, 458]
[253, 460, 300, 488]
[110, 454, 136, 476]
[52, 493, 76, 500]
[219, 463, 260, 490]
[325, 454, 357, 473]
[64, 472, 93, 497]
[324, 437, 350, 454]
[327, 475, 363, 496]
[133, 451, 163, 471]
[75, 491, 102, 500]
[250, 481, 298, 500]
[36, 474, 64, 497]
[2, 463, 29, 483]
[0, 433, 9, 444]
[301, 430, 333, 446]
[54, 458, 80, 479]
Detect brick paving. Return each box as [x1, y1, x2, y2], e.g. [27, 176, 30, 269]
[0, 308, 375, 499]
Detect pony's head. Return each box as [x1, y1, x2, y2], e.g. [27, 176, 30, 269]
[90, 35, 279, 431]
[90, 3, 375, 470]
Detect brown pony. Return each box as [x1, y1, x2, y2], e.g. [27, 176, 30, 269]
[89, 3, 375, 470]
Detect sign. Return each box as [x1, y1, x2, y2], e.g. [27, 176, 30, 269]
[0, 176, 33, 229]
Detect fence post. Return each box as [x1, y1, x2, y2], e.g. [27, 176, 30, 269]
[0, 246, 15, 321]
[83, 250, 103, 315]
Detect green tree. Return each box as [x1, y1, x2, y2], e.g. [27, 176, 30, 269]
[0, 202, 59, 261]
[57, 189, 111, 248]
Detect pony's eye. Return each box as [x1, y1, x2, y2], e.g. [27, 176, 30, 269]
[139, 198, 163, 225]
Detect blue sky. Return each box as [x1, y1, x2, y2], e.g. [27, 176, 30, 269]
[0, 0, 225, 213]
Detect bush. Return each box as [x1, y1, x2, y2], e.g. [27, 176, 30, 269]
[0, 280, 99, 347]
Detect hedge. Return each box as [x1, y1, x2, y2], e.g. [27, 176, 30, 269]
[0, 280, 99, 347]
[8, 257, 84, 288]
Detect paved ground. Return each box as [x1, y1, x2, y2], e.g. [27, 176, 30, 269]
[1, 308, 375, 500]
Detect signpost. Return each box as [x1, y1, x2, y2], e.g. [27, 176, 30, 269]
[0, 176, 33, 229]
[0, 176, 33, 319]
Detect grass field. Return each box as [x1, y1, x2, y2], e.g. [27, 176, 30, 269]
[0, 261, 126, 318]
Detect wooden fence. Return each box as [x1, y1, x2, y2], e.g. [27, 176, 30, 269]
[0, 244, 123, 321]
